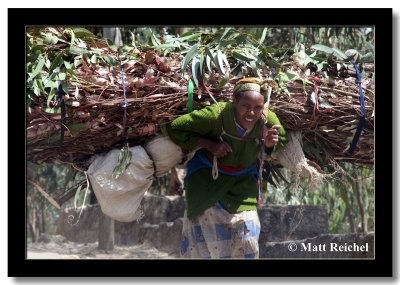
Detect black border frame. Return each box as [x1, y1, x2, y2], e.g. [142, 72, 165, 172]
[9, 8, 393, 277]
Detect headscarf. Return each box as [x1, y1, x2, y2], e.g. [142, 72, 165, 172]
[232, 77, 278, 99]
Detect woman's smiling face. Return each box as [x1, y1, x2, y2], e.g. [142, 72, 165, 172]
[233, 91, 265, 130]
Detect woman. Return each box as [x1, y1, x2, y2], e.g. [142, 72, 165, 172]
[166, 77, 288, 258]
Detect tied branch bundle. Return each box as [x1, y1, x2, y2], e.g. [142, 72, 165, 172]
[26, 28, 374, 167]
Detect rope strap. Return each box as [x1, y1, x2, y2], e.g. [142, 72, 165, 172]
[346, 61, 366, 156]
[187, 79, 194, 113]
[257, 142, 265, 208]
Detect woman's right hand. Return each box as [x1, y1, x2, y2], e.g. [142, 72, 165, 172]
[197, 137, 232, 158]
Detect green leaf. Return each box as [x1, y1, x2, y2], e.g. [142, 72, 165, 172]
[30, 45, 44, 56]
[311, 44, 334, 54]
[232, 50, 255, 62]
[63, 61, 72, 70]
[199, 53, 205, 80]
[222, 53, 230, 73]
[191, 57, 200, 88]
[44, 58, 51, 70]
[33, 79, 45, 95]
[150, 32, 161, 47]
[90, 54, 97, 64]
[61, 81, 69, 94]
[360, 52, 374, 62]
[69, 29, 76, 45]
[214, 50, 226, 75]
[71, 27, 95, 38]
[28, 57, 45, 81]
[49, 53, 63, 73]
[47, 88, 56, 107]
[44, 33, 53, 45]
[181, 43, 199, 74]
[205, 51, 212, 73]
[51, 35, 59, 45]
[66, 68, 77, 77]
[175, 33, 201, 42]
[220, 28, 232, 41]
[366, 42, 375, 55]
[205, 47, 217, 68]
[43, 107, 61, 114]
[57, 72, 66, 81]
[235, 33, 247, 44]
[32, 80, 40, 96]
[259, 27, 268, 45]
[103, 55, 116, 66]
[44, 80, 58, 89]
[303, 50, 317, 66]
[316, 62, 324, 70]
[74, 57, 82, 68]
[68, 46, 88, 55]
[332, 48, 347, 60]
[112, 146, 133, 179]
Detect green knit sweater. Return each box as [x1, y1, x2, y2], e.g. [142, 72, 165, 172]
[166, 102, 287, 219]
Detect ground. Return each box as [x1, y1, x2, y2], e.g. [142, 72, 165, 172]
[27, 235, 179, 259]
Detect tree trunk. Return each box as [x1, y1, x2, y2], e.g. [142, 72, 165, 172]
[39, 206, 46, 235]
[28, 221, 37, 243]
[354, 169, 367, 233]
[98, 212, 114, 251]
[102, 27, 123, 47]
[28, 207, 39, 242]
[345, 204, 356, 233]
[341, 187, 355, 233]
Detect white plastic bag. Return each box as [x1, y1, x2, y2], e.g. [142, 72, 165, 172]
[87, 146, 154, 222]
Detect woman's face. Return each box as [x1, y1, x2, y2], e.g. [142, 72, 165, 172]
[233, 91, 265, 130]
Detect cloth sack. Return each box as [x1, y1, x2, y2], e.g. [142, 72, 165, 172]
[87, 146, 154, 222]
[144, 135, 184, 177]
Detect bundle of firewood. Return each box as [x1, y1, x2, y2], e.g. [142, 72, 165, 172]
[26, 31, 374, 167]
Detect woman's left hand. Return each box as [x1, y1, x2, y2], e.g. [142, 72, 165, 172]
[263, 125, 280, 148]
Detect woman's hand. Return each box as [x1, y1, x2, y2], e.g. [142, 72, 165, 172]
[197, 137, 232, 158]
[263, 125, 280, 148]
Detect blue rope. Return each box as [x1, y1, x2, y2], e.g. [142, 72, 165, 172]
[120, 65, 128, 141]
[346, 61, 365, 156]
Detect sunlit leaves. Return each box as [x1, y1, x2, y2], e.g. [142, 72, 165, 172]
[112, 146, 133, 179]
[28, 57, 45, 82]
[180, 43, 199, 74]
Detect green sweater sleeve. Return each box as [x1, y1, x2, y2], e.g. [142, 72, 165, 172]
[165, 103, 223, 151]
[265, 109, 288, 153]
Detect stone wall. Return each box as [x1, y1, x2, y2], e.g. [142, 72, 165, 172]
[57, 194, 374, 258]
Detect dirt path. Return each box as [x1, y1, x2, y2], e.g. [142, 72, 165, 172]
[27, 235, 179, 259]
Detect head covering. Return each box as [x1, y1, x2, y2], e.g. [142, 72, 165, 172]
[232, 77, 278, 98]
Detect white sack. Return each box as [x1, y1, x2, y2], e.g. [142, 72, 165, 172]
[144, 136, 184, 177]
[87, 146, 154, 222]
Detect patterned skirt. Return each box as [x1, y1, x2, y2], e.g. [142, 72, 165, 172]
[180, 202, 261, 259]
